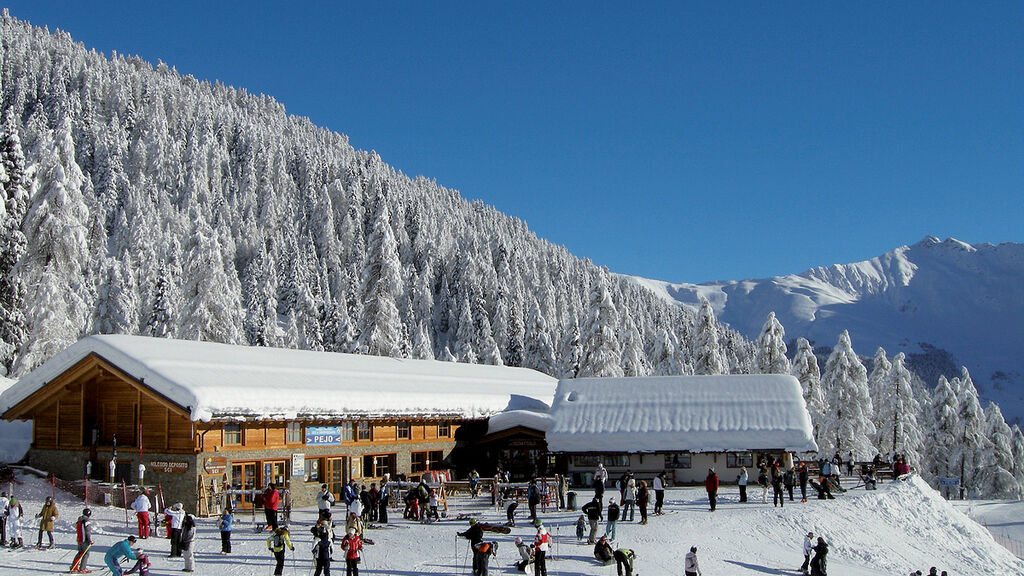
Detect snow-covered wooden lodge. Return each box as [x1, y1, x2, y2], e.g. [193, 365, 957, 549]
[0, 335, 557, 509]
[545, 375, 818, 485]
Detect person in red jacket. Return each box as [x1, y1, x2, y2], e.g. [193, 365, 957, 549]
[263, 483, 280, 531]
[340, 528, 363, 576]
[704, 468, 719, 512]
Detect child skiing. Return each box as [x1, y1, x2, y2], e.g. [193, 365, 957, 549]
[34, 496, 58, 548]
[123, 552, 151, 576]
[311, 530, 333, 576]
[340, 527, 363, 576]
[575, 514, 586, 541]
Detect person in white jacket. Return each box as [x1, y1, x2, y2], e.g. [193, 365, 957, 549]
[623, 478, 637, 522]
[164, 503, 186, 557]
[131, 489, 152, 539]
[684, 545, 702, 576]
[799, 531, 814, 574]
[653, 472, 666, 515]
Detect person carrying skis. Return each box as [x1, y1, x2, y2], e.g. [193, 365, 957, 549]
[594, 536, 614, 564]
[218, 506, 233, 554]
[582, 496, 603, 544]
[810, 536, 828, 576]
[179, 513, 197, 572]
[318, 483, 335, 521]
[799, 531, 814, 574]
[684, 545, 703, 576]
[70, 508, 93, 573]
[103, 535, 137, 576]
[6, 495, 23, 548]
[458, 518, 485, 576]
[267, 525, 294, 576]
[605, 498, 620, 541]
[614, 547, 637, 576]
[533, 523, 550, 576]
[130, 489, 152, 539]
[123, 552, 151, 576]
[340, 527, 363, 576]
[705, 468, 719, 512]
[164, 502, 185, 557]
[35, 495, 58, 548]
[311, 529, 333, 576]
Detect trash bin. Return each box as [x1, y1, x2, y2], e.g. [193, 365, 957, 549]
[567, 491, 577, 510]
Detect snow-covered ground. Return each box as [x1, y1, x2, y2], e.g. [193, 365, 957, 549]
[1, 469, 1021, 575]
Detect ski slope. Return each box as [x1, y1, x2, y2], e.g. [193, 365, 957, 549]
[0, 469, 1020, 575]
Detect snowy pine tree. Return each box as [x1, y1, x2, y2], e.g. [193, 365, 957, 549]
[1011, 425, 1024, 500]
[692, 297, 728, 375]
[753, 311, 790, 374]
[952, 370, 989, 495]
[523, 299, 556, 376]
[357, 199, 405, 357]
[926, 375, 959, 488]
[792, 337, 827, 451]
[819, 331, 875, 458]
[577, 273, 624, 378]
[0, 107, 28, 373]
[874, 353, 924, 467]
[982, 402, 1019, 499]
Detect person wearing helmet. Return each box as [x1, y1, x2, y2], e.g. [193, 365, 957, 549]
[266, 526, 294, 576]
[458, 518, 485, 575]
[70, 508, 93, 573]
[340, 527, 362, 576]
[123, 551, 151, 576]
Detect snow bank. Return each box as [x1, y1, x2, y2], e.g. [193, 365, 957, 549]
[547, 374, 817, 453]
[0, 376, 30, 463]
[1, 335, 557, 422]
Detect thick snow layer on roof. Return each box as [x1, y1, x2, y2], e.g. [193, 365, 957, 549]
[0, 335, 557, 423]
[486, 408, 553, 436]
[546, 374, 817, 453]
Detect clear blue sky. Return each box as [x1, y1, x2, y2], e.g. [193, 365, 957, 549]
[7, 2, 1023, 283]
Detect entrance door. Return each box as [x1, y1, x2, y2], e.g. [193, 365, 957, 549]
[326, 457, 349, 501]
[231, 462, 258, 508]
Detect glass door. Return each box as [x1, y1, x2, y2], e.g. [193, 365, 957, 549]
[231, 462, 258, 508]
[263, 460, 288, 488]
[326, 457, 349, 501]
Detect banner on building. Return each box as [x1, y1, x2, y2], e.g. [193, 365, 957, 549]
[292, 453, 305, 477]
[305, 426, 342, 446]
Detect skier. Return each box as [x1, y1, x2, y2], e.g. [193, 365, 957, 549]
[318, 483, 335, 521]
[575, 515, 586, 541]
[359, 484, 372, 522]
[582, 496, 603, 543]
[339, 524, 364, 573]
[622, 477, 637, 521]
[70, 508, 93, 573]
[614, 547, 636, 576]
[378, 474, 390, 523]
[593, 463, 608, 501]
[653, 471, 666, 515]
[7, 495, 23, 548]
[130, 489, 152, 539]
[810, 536, 828, 576]
[605, 498, 620, 541]
[637, 480, 649, 524]
[846, 452, 855, 476]
[428, 488, 440, 522]
[264, 483, 281, 530]
[123, 552, 151, 576]
[266, 525, 295, 576]
[799, 531, 814, 574]
[343, 480, 358, 514]
[218, 506, 233, 554]
[705, 468, 719, 512]
[34, 495, 58, 548]
[0, 491, 7, 546]
[514, 536, 534, 572]
[594, 536, 614, 564]
[180, 512, 197, 572]
[103, 535, 137, 576]
[345, 511, 364, 537]
[507, 500, 519, 527]
[527, 478, 541, 522]
[164, 502, 185, 557]
[737, 466, 749, 503]
[457, 518, 485, 576]
[311, 529, 333, 576]
[684, 545, 703, 576]
[473, 540, 497, 575]
[534, 523, 550, 576]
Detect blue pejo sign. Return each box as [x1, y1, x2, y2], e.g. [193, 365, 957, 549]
[305, 426, 342, 446]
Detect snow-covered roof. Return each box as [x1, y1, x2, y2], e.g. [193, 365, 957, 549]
[486, 409, 553, 436]
[1, 335, 558, 423]
[546, 374, 817, 453]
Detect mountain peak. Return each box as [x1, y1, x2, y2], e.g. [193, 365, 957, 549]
[914, 236, 977, 253]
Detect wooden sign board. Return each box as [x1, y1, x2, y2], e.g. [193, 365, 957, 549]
[150, 460, 189, 474]
[204, 457, 227, 475]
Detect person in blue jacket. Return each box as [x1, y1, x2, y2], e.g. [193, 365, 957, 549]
[104, 535, 138, 576]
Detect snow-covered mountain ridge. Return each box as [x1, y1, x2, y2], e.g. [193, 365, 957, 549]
[629, 236, 1024, 422]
